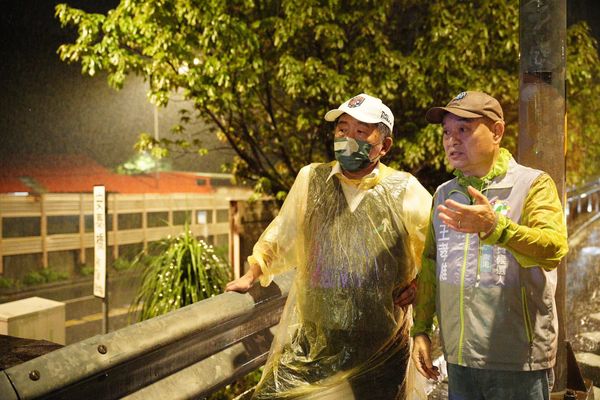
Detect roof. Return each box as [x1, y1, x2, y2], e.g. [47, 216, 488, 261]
[0, 154, 215, 194]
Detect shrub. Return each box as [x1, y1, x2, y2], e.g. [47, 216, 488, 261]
[113, 256, 134, 272]
[23, 268, 68, 286]
[130, 227, 231, 321]
[207, 369, 262, 400]
[23, 272, 45, 286]
[0, 276, 17, 289]
[79, 265, 94, 277]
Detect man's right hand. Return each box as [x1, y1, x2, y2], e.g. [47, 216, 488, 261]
[412, 334, 441, 380]
[225, 263, 263, 293]
[225, 273, 255, 293]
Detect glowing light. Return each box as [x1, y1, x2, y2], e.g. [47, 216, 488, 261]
[178, 64, 189, 75]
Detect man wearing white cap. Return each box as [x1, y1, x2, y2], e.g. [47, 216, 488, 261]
[227, 93, 432, 399]
[411, 91, 568, 399]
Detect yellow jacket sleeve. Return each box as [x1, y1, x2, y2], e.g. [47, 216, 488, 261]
[411, 209, 437, 337]
[481, 174, 568, 270]
[400, 175, 433, 276]
[248, 164, 312, 286]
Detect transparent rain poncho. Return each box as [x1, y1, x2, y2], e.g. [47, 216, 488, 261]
[249, 162, 431, 399]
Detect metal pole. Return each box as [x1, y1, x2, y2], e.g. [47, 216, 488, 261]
[154, 105, 159, 141]
[102, 286, 109, 334]
[519, 0, 567, 392]
[154, 106, 160, 183]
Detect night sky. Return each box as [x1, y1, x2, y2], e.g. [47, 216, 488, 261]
[0, 0, 231, 172]
[0, 1, 598, 172]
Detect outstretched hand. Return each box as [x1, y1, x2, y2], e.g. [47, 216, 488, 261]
[437, 185, 497, 235]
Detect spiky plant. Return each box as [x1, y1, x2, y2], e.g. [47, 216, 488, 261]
[130, 227, 231, 321]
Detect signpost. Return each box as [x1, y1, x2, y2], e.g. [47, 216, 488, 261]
[93, 185, 108, 334]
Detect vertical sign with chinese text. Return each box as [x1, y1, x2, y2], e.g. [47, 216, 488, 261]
[93, 186, 106, 298]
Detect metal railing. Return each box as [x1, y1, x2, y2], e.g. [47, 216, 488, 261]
[0, 272, 293, 400]
[566, 178, 600, 235]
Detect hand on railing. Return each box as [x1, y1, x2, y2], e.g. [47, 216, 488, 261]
[225, 263, 262, 293]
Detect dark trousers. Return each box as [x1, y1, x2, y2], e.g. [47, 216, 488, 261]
[447, 363, 551, 400]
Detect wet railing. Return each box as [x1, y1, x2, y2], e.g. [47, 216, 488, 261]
[0, 272, 293, 400]
[1, 179, 600, 400]
[566, 177, 600, 235]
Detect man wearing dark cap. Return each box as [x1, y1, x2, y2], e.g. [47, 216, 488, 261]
[410, 91, 568, 399]
[226, 93, 432, 399]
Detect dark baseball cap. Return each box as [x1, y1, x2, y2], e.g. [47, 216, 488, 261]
[425, 91, 504, 123]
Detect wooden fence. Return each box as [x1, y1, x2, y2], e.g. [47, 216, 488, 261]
[0, 192, 241, 274]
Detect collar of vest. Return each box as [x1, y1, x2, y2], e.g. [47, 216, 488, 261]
[453, 148, 513, 191]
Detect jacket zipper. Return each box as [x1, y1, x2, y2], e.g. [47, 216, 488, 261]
[521, 286, 535, 369]
[452, 183, 490, 365]
[457, 233, 470, 365]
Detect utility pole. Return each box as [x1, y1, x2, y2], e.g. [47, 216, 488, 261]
[518, 0, 567, 392]
[154, 105, 160, 184]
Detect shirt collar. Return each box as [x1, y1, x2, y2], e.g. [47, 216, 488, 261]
[327, 161, 380, 183]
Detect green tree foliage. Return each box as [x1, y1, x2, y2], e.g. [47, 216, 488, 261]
[56, 0, 600, 195]
[566, 23, 600, 186]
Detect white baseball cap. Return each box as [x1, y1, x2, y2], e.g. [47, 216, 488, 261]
[324, 93, 394, 132]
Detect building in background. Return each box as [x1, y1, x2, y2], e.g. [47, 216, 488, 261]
[0, 154, 251, 283]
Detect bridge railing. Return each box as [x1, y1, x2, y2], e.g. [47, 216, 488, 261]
[566, 177, 600, 232]
[0, 272, 293, 400]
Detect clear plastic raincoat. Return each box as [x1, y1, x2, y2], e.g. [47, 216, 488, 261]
[250, 161, 431, 399]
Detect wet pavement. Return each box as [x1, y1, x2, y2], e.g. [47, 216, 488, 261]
[426, 214, 600, 399]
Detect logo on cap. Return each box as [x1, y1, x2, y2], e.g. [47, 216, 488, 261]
[448, 91, 467, 106]
[347, 96, 365, 108]
[380, 111, 391, 125]
[454, 92, 467, 100]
